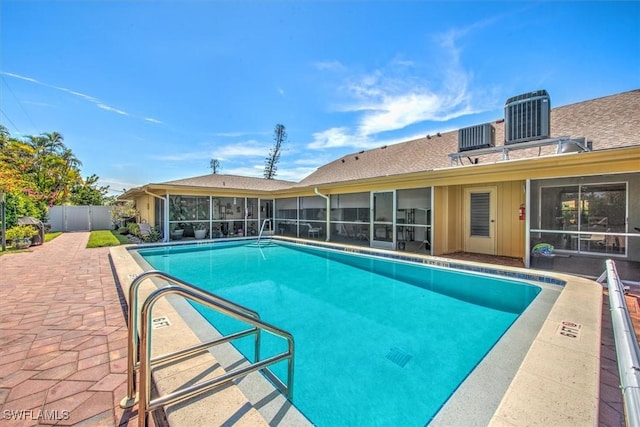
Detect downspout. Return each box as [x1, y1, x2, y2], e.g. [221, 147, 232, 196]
[144, 190, 168, 242]
[524, 180, 531, 268]
[314, 187, 330, 241]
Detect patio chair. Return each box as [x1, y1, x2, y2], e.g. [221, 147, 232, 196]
[342, 223, 356, 239]
[304, 223, 322, 238]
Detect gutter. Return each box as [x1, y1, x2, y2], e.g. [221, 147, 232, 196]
[144, 190, 166, 201]
[314, 187, 330, 241]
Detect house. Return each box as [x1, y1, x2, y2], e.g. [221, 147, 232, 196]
[121, 89, 640, 279]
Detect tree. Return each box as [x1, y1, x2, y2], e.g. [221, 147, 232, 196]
[0, 126, 104, 225]
[70, 174, 110, 205]
[0, 125, 40, 227]
[209, 158, 222, 174]
[264, 123, 287, 179]
[24, 132, 83, 206]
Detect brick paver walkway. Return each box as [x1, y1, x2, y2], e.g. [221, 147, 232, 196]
[0, 233, 137, 426]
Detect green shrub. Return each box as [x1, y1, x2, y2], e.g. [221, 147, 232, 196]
[111, 230, 131, 244]
[6, 224, 39, 240]
[143, 227, 162, 242]
[127, 222, 140, 236]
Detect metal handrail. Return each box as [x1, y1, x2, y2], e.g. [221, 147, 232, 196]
[137, 285, 295, 427]
[257, 218, 271, 244]
[120, 270, 263, 408]
[605, 259, 640, 427]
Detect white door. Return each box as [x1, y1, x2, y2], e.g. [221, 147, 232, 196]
[464, 187, 497, 255]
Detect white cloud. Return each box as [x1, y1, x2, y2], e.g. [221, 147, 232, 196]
[314, 60, 345, 72]
[151, 140, 270, 163]
[99, 177, 143, 194]
[215, 141, 270, 158]
[305, 23, 488, 151]
[97, 103, 128, 115]
[222, 165, 265, 177]
[2, 72, 39, 83]
[307, 127, 367, 149]
[293, 157, 329, 166]
[212, 130, 270, 138]
[343, 46, 474, 137]
[62, 89, 99, 103]
[0, 71, 163, 123]
[151, 152, 205, 161]
[222, 161, 315, 182]
[275, 166, 317, 182]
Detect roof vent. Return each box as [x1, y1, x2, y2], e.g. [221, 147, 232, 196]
[458, 123, 495, 152]
[504, 90, 550, 145]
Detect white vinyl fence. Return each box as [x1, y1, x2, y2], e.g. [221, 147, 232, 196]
[48, 206, 113, 232]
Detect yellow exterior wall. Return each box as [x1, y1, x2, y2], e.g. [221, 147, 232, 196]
[498, 180, 526, 259]
[433, 181, 525, 259]
[134, 194, 155, 226]
[433, 185, 462, 255]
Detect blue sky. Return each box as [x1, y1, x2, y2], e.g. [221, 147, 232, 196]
[1, 1, 639, 195]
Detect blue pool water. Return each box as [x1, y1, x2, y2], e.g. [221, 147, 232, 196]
[137, 242, 541, 426]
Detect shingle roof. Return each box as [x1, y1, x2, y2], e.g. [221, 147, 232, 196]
[298, 89, 640, 187]
[141, 89, 638, 196]
[159, 173, 295, 191]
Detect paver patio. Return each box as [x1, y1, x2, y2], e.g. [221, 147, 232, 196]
[0, 232, 636, 426]
[0, 232, 138, 426]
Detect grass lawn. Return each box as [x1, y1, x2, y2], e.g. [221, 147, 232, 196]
[0, 232, 60, 255]
[45, 232, 62, 242]
[1, 230, 129, 255]
[0, 246, 30, 255]
[87, 230, 130, 248]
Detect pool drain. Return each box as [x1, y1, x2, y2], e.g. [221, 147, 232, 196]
[386, 347, 412, 367]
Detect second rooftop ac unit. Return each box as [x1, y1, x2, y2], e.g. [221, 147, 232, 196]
[505, 90, 550, 145]
[458, 123, 495, 152]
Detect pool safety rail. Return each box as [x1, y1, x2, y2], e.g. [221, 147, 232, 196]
[119, 270, 295, 427]
[257, 218, 272, 245]
[604, 260, 640, 427]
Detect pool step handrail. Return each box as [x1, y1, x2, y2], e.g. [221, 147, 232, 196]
[120, 270, 262, 409]
[604, 259, 640, 427]
[135, 284, 295, 427]
[256, 218, 271, 245]
[120, 270, 295, 425]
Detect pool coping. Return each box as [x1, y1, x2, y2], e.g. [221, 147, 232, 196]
[110, 236, 602, 426]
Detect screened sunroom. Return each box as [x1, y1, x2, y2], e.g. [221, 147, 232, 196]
[529, 172, 640, 277]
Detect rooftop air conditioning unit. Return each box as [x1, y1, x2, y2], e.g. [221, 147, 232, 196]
[504, 90, 550, 145]
[458, 123, 495, 152]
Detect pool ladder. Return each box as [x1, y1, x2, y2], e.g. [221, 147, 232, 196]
[252, 218, 275, 247]
[120, 270, 295, 427]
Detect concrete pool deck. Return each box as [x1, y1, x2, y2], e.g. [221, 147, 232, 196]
[0, 232, 635, 426]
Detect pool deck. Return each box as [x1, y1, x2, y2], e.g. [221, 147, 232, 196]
[0, 232, 637, 426]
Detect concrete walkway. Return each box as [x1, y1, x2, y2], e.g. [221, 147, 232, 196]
[0, 232, 637, 426]
[0, 233, 138, 426]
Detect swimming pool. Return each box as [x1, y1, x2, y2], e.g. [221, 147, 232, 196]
[137, 241, 542, 426]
